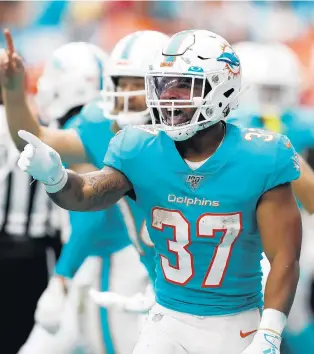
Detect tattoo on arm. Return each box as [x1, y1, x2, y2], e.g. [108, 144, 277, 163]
[48, 167, 132, 211]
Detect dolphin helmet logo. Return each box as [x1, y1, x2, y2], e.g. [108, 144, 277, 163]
[217, 44, 240, 77]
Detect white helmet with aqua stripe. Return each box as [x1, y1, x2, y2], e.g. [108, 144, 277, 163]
[233, 41, 301, 115]
[102, 30, 170, 128]
[145, 30, 242, 141]
[36, 42, 108, 124]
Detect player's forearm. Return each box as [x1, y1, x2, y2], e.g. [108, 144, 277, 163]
[47, 169, 129, 212]
[3, 88, 42, 151]
[263, 253, 300, 316]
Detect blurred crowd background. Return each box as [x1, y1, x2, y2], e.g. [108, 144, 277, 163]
[1, 0, 314, 105]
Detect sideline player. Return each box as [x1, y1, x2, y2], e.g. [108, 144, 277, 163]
[0, 29, 169, 282]
[16, 41, 147, 354]
[0, 28, 170, 330]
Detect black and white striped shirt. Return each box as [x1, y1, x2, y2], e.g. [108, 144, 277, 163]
[0, 106, 61, 239]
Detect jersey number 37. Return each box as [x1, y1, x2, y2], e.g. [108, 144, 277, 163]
[152, 208, 242, 287]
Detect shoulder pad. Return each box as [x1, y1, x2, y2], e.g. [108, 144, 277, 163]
[111, 125, 159, 160]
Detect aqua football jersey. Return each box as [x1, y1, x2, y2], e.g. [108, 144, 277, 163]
[55, 113, 130, 278]
[75, 100, 156, 281]
[103, 122, 300, 316]
[228, 106, 314, 153]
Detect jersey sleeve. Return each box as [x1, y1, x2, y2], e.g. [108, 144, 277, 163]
[104, 125, 155, 178]
[103, 128, 126, 173]
[55, 210, 106, 278]
[74, 113, 97, 166]
[265, 135, 300, 192]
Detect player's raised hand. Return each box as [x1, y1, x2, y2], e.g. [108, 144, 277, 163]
[17, 130, 67, 190]
[0, 29, 25, 90]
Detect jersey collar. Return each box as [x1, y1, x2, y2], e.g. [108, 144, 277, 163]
[160, 122, 241, 176]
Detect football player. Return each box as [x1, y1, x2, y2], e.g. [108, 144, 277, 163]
[0, 29, 170, 346]
[17, 30, 303, 354]
[17, 41, 147, 354]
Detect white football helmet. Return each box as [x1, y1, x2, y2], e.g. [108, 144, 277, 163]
[233, 41, 302, 115]
[102, 31, 170, 128]
[36, 42, 109, 124]
[146, 30, 241, 141]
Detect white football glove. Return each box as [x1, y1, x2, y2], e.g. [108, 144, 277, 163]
[35, 276, 69, 334]
[17, 130, 67, 193]
[89, 284, 156, 314]
[241, 309, 286, 354]
[241, 329, 281, 354]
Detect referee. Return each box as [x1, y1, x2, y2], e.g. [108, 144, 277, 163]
[0, 86, 63, 354]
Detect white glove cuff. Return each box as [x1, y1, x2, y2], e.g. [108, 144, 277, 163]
[44, 169, 68, 194]
[259, 308, 287, 335]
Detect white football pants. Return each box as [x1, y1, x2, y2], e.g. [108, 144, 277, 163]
[133, 304, 261, 354]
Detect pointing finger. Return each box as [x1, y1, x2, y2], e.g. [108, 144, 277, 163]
[18, 130, 44, 148]
[4, 29, 15, 59]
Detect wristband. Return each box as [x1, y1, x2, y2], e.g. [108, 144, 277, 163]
[44, 169, 68, 194]
[259, 308, 287, 335]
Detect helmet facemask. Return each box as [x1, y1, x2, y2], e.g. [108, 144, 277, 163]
[102, 75, 150, 128]
[100, 30, 170, 128]
[146, 70, 239, 141]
